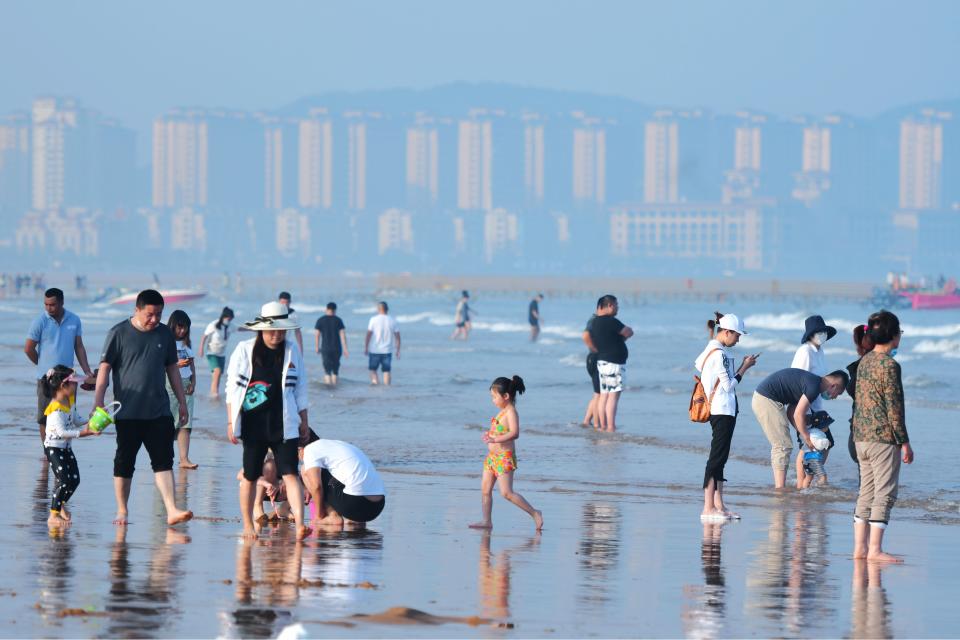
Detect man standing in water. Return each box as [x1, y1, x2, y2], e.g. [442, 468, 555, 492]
[24, 287, 95, 445]
[315, 302, 348, 385]
[278, 291, 304, 353]
[365, 301, 400, 385]
[451, 291, 472, 340]
[528, 293, 544, 342]
[94, 289, 193, 526]
[589, 295, 633, 431]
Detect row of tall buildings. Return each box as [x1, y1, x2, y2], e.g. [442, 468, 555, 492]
[0, 90, 957, 274]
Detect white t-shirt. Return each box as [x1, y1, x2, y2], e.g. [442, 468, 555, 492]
[792, 342, 826, 411]
[367, 314, 399, 354]
[303, 439, 385, 496]
[203, 320, 228, 355]
[176, 340, 195, 378]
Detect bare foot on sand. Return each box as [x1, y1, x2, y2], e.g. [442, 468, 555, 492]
[167, 510, 194, 526]
[179, 460, 199, 470]
[59, 505, 72, 521]
[240, 527, 258, 540]
[469, 521, 493, 529]
[48, 512, 67, 527]
[112, 512, 129, 526]
[868, 551, 903, 563]
[533, 511, 544, 532]
[296, 525, 313, 540]
[853, 546, 868, 560]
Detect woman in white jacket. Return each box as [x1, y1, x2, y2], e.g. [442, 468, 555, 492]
[694, 312, 758, 521]
[226, 302, 312, 540]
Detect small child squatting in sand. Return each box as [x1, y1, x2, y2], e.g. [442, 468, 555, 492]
[469, 375, 543, 532]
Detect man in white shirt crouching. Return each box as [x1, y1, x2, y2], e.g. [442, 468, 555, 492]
[302, 439, 386, 527]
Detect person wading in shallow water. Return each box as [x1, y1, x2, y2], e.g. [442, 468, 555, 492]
[94, 289, 193, 527]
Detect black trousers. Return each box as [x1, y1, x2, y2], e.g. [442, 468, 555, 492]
[703, 415, 736, 489]
[45, 446, 80, 512]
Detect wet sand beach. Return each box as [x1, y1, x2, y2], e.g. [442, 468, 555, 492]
[1, 291, 958, 637]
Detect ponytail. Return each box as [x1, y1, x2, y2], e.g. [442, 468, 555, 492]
[491, 375, 526, 402]
[41, 365, 75, 399]
[706, 311, 724, 337]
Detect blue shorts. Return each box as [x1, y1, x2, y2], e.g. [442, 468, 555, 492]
[206, 354, 226, 372]
[368, 353, 392, 372]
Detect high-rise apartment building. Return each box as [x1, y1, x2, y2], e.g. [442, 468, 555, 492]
[644, 114, 679, 204]
[262, 117, 299, 211]
[723, 112, 764, 203]
[298, 108, 333, 210]
[572, 116, 606, 205]
[0, 113, 31, 216]
[899, 110, 948, 210]
[378, 207, 414, 254]
[406, 116, 439, 206]
[346, 112, 367, 210]
[523, 114, 545, 206]
[153, 108, 262, 210]
[458, 110, 493, 211]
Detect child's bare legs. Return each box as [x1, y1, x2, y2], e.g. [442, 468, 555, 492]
[496, 472, 543, 531]
[210, 367, 222, 397]
[178, 428, 198, 469]
[469, 470, 496, 529]
[281, 472, 311, 540]
[795, 451, 807, 488]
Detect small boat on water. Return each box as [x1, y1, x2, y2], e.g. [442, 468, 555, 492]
[108, 289, 208, 305]
[896, 278, 960, 310]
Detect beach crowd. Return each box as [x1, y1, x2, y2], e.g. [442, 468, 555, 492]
[26, 286, 913, 564]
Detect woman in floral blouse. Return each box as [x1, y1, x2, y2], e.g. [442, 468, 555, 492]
[852, 310, 915, 563]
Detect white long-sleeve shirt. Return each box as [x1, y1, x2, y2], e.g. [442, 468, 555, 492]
[694, 339, 738, 417]
[792, 342, 826, 411]
[43, 400, 83, 449]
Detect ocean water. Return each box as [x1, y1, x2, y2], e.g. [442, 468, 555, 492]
[1, 286, 958, 637]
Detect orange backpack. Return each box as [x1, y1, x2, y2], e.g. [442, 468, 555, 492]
[689, 349, 721, 423]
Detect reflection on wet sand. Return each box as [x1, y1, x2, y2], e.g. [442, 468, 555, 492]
[105, 526, 190, 637]
[477, 532, 539, 622]
[746, 506, 838, 636]
[850, 560, 892, 639]
[230, 530, 303, 639]
[682, 522, 726, 639]
[577, 502, 621, 606]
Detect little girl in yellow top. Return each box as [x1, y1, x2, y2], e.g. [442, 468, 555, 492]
[469, 375, 543, 532]
[42, 365, 99, 527]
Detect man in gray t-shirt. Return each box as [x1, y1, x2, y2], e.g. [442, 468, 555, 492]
[94, 289, 193, 527]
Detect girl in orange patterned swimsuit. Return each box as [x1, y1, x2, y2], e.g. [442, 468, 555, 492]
[469, 375, 543, 532]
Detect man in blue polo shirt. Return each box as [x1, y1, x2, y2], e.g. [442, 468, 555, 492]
[24, 287, 94, 445]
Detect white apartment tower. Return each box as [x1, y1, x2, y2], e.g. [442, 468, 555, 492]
[406, 117, 439, 205]
[0, 113, 31, 212]
[899, 110, 947, 210]
[644, 115, 679, 204]
[457, 111, 493, 210]
[346, 113, 367, 210]
[31, 98, 79, 210]
[152, 111, 208, 208]
[572, 117, 606, 204]
[378, 208, 414, 254]
[523, 115, 545, 205]
[723, 112, 764, 203]
[263, 119, 284, 210]
[298, 109, 333, 209]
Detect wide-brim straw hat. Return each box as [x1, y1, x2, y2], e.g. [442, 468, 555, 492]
[242, 301, 301, 331]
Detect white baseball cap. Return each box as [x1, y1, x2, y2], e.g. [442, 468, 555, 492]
[718, 314, 747, 335]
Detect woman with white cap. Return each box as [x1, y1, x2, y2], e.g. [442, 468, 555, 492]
[225, 301, 312, 540]
[694, 312, 759, 521]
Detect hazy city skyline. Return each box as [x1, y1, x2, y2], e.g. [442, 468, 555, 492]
[2, 0, 958, 147]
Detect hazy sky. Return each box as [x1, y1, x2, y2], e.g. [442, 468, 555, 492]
[1, 0, 957, 131]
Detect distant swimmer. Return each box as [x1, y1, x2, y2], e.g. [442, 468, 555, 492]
[693, 312, 757, 522]
[225, 301, 312, 540]
[365, 301, 400, 386]
[301, 439, 386, 527]
[469, 376, 543, 532]
[315, 302, 349, 386]
[94, 289, 193, 527]
[451, 290, 472, 340]
[528, 293, 543, 342]
[751, 366, 848, 489]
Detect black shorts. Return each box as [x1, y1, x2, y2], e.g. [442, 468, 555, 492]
[321, 468, 385, 523]
[242, 437, 299, 482]
[321, 351, 342, 376]
[586, 353, 600, 394]
[113, 415, 176, 478]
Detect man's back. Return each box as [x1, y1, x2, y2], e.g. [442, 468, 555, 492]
[367, 314, 397, 354]
[316, 315, 345, 353]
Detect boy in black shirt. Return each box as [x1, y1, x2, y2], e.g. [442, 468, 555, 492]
[314, 302, 348, 386]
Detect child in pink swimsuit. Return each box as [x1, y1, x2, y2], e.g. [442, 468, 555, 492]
[469, 375, 543, 532]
